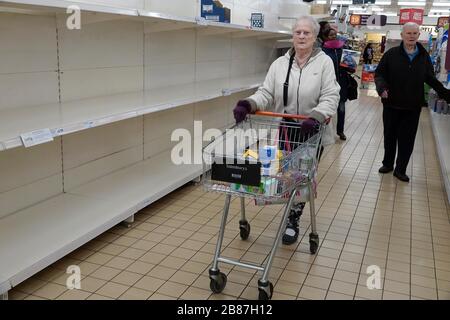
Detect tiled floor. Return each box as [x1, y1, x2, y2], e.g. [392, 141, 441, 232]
[9, 91, 450, 300]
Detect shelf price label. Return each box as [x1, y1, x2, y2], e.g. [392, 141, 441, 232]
[20, 128, 54, 148]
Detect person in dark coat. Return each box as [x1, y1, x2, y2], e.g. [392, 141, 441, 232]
[321, 28, 353, 140]
[363, 43, 374, 64]
[375, 22, 450, 182]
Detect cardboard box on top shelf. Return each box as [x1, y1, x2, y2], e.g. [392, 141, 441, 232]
[201, 0, 231, 23]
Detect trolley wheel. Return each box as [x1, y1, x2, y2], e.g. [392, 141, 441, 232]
[209, 272, 227, 293]
[258, 282, 274, 300]
[239, 220, 251, 240]
[309, 233, 319, 254]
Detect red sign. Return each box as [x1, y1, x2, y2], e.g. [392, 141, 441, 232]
[399, 8, 424, 25]
[349, 14, 361, 26]
[361, 70, 375, 83]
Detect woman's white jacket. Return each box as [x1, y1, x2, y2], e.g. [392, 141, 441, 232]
[246, 48, 340, 145]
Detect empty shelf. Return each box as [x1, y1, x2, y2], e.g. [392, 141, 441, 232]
[69, 152, 202, 213]
[0, 193, 136, 291]
[0, 152, 202, 293]
[0, 75, 265, 151]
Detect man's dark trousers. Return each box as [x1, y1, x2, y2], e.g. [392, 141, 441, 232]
[382, 106, 421, 174]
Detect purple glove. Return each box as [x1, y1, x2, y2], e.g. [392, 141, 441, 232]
[233, 100, 251, 123]
[301, 117, 320, 136]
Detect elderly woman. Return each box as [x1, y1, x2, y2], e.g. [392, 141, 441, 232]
[233, 15, 340, 245]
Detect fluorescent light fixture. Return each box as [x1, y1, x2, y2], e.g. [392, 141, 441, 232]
[375, 1, 391, 4]
[430, 8, 450, 12]
[432, 2, 450, 6]
[383, 12, 398, 16]
[372, 7, 384, 11]
[332, 0, 352, 4]
[429, 13, 450, 16]
[316, 0, 327, 4]
[398, 1, 426, 6]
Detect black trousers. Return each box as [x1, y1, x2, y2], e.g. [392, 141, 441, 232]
[382, 106, 421, 174]
[337, 101, 345, 134]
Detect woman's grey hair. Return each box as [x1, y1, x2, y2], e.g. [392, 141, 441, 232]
[292, 15, 320, 37]
[402, 22, 420, 32]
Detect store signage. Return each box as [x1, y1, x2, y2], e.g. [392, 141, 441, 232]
[349, 14, 386, 27]
[399, 8, 424, 25]
[437, 16, 449, 28]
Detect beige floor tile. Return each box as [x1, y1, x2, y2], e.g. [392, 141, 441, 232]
[24, 295, 49, 300]
[150, 243, 178, 255]
[298, 285, 327, 300]
[104, 256, 135, 270]
[119, 287, 153, 300]
[130, 239, 158, 251]
[83, 252, 115, 265]
[332, 269, 360, 284]
[96, 282, 129, 299]
[13, 278, 47, 294]
[410, 285, 438, 299]
[147, 265, 178, 280]
[79, 277, 107, 293]
[325, 291, 354, 300]
[118, 248, 146, 260]
[99, 243, 128, 256]
[308, 265, 335, 279]
[148, 293, 177, 300]
[279, 270, 307, 285]
[382, 291, 410, 300]
[90, 266, 121, 281]
[33, 283, 67, 300]
[34, 267, 65, 282]
[139, 252, 167, 265]
[438, 290, 450, 300]
[56, 289, 91, 300]
[112, 236, 138, 247]
[304, 275, 332, 290]
[273, 280, 302, 297]
[180, 287, 212, 300]
[383, 280, 410, 296]
[112, 271, 143, 286]
[133, 276, 165, 292]
[411, 274, 437, 289]
[355, 285, 383, 300]
[126, 261, 155, 275]
[157, 281, 188, 298]
[170, 247, 198, 260]
[87, 294, 113, 300]
[169, 270, 199, 286]
[329, 280, 357, 296]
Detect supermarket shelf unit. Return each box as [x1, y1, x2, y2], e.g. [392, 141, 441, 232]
[429, 109, 450, 204]
[0, 1, 291, 298]
[0, 74, 265, 151]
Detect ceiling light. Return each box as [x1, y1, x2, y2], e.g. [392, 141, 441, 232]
[432, 2, 450, 6]
[397, 1, 426, 6]
[332, 0, 352, 4]
[316, 0, 327, 4]
[375, 1, 391, 4]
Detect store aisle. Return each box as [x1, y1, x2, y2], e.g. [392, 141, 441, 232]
[9, 90, 450, 300]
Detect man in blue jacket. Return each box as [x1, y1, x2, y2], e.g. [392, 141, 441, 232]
[375, 22, 450, 182]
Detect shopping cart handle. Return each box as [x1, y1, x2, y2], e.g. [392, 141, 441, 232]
[254, 111, 331, 124]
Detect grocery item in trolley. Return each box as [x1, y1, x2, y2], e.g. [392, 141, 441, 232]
[202, 111, 326, 300]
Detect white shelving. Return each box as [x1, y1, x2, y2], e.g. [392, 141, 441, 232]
[429, 109, 450, 204]
[0, 74, 265, 151]
[0, 1, 292, 38]
[0, 0, 286, 297]
[0, 152, 202, 293]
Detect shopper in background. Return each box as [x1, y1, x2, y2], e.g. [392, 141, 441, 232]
[316, 21, 330, 48]
[233, 15, 340, 245]
[321, 28, 355, 141]
[363, 43, 374, 64]
[375, 22, 450, 182]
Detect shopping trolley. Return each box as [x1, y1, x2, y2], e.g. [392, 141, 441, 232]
[202, 111, 327, 300]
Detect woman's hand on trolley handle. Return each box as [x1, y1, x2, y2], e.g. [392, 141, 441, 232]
[233, 100, 252, 123]
[301, 117, 321, 135]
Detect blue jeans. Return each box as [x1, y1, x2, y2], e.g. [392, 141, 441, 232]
[337, 101, 345, 134]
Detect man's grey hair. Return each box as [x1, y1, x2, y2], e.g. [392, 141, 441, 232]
[292, 15, 320, 37]
[401, 22, 420, 32]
